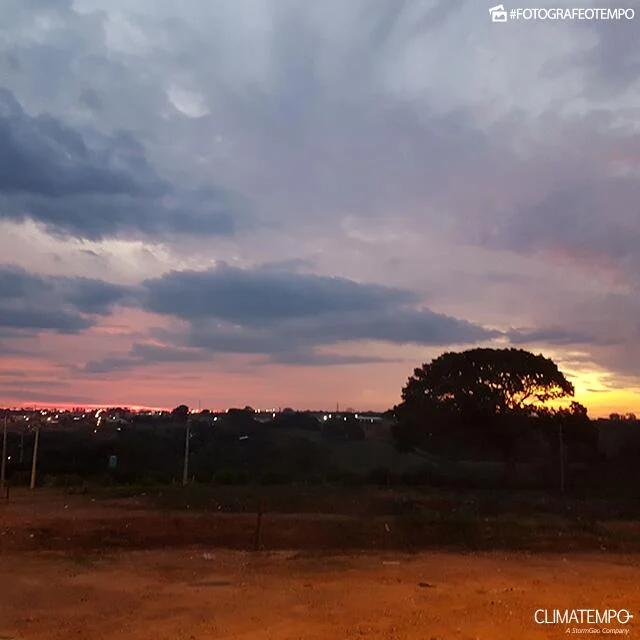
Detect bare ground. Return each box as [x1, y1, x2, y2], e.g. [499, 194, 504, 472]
[1, 549, 639, 639]
[0, 489, 639, 639]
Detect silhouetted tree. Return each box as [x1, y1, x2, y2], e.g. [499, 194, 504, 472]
[392, 348, 575, 462]
[322, 415, 365, 441]
[271, 412, 320, 431]
[223, 408, 260, 433]
[537, 401, 597, 461]
[171, 405, 189, 424]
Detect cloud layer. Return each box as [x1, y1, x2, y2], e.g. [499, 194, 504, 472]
[0, 0, 639, 411]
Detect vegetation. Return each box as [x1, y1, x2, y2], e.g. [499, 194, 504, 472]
[1, 349, 637, 497]
[391, 348, 596, 470]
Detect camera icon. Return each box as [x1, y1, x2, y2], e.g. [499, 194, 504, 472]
[489, 4, 508, 21]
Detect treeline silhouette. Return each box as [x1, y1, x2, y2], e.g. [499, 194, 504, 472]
[2, 348, 638, 495]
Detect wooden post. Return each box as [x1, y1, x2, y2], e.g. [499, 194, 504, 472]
[253, 500, 264, 551]
[559, 423, 565, 495]
[0, 413, 7, 492]
[182, 422, 190, 486]
[30, 427, 40, 490]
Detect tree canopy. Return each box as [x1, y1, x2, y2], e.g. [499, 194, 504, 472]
[171, 404, 190, 423]
[400, 348, 574, 417]
[393, 348, 579, 456]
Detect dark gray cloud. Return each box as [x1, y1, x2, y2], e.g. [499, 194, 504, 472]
[265, 351, 398, 366]
[79, 340, 398, 373]
[0, 265, 132, 334]
[141, 265, 418, 323]
[1, 189, 239, 241]
[494, 176, 640, 267]
[80, 342, 210, 374]
[583, 10, 640, 94]
[177, 308, 500, 359]
[0, 388, 94, 404]
[0, 308, 92, 334]
[137, 265, 501, 360]
[0, 87, 164, 198]
[0, 88, 246, 240]
[507, 327, 609, 347]
[0, 378, 69, 389]
[76, 264, 502, 373]
[61, 278, 136, 315]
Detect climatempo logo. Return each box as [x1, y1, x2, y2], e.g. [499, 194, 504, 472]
[534, 609, 635, 636]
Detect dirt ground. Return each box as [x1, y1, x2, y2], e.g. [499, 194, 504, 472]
[1, 549, 639, 639]
[1, 490, 639, 639]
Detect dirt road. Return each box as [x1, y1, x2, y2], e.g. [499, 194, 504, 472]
[0, 489, 638, 639]
[0, 549, 638, 639]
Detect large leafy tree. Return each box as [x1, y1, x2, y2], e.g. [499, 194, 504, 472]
[401, 348, 574, 414]
[393, 348, 575, 453]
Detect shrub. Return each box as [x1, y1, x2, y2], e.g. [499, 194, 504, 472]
[212, 469, 248, 485]
[368, 467, 400, 486]
[259, 471, 293, 485]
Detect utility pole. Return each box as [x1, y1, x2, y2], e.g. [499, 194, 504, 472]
[30, 426, 40, 490]
[558, 422, 565, 494]
[182, 419, 190, 486]
[1, 412, 7, 492]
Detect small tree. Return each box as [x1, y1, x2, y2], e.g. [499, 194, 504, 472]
[171, 404, 190, 423]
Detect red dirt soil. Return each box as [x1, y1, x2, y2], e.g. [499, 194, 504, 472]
[0, 549, 639, 639]
[1, 490, 639, 639]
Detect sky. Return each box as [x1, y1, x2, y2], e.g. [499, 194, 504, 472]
[0, 0, 639, 416]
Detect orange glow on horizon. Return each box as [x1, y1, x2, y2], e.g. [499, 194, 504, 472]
[1, 352, 638, 418]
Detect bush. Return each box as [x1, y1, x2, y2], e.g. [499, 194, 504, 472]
[9, 470, 31, 486]
[301, 473, 327, 485]
[326, 470, 364, 486]
[52, 473, 86, 488]
[212, 469, 248, 485]
[259, 471, 293, 485]
[400, 470, 432, 486]
[367, 467, 400, 486]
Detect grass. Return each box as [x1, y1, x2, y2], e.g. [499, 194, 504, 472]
[5, 485, 640, 553]
[79, 483, 640, 523]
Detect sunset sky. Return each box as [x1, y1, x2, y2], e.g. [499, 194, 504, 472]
[1, 0, 639, 416]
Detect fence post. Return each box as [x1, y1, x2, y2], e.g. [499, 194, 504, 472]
[253, 500, 264, 551]
[0, 413, 7, 492]
[30, 427, 40, 490]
